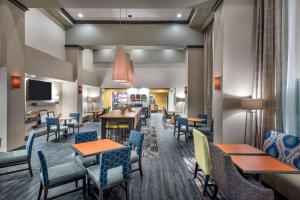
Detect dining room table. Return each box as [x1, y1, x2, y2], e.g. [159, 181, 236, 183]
[188, 117, 206, 127]
[216, 144, 266, 155]
[72, 139, 124, 163]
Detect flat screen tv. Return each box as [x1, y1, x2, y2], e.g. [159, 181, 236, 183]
[28, 79, 52, 100]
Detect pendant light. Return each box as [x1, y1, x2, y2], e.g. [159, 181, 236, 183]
[112, 44, 129, 82]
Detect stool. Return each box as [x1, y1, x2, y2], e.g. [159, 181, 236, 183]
[118, 123, 130, 144]
[105, 123, 118, 139]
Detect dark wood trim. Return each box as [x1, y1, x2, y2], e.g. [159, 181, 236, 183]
[212, 0, 224, 12]
[60, 8, 75, 24]
[186, 45, 204, 49]
[187, 8, 196, 24]
[8, 0, 28, 11]
[74, 20, 189, 25]
[64, 45, 84, 50]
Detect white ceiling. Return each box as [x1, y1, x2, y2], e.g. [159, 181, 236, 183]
[65, 8, 192, 21]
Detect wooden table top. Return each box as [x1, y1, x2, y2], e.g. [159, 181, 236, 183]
[59, 117, 74, 121]
[188, 117, 206, 123]
[72, 139, 124, 157]
[231, 155, 299, 174]
[99, 108, 141, 119]
[216, 144, 266, 155]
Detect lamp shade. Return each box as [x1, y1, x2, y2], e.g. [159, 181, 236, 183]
[240, 98, 263, 110]
[112, 44, 129, 82]
[120, 55, 135, 86]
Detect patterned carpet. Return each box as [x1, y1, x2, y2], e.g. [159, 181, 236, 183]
[140, 126, 159, 159]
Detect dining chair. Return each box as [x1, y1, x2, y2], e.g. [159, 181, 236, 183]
[67, 113, 81, 134]
[193, 129, 213, 196]
[86, 147, 131, 200]
[47, 111, 55, 118]
[178, 118, 193, 142]
[140, 108, 147, 125]
[46, 117, 68, 142]
[0, 131, 35, 176]
[173, 114, 181, 136]
[37, 149, 86, 200]
[208, 143, 274, 200]
[197, 119, 214, 142]
[128, 130, 144, 176]
[197, 113, 208, 127]
[75, 131, 98, 168]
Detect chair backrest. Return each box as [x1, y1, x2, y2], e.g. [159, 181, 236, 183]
[99, 147, 131, 187]
[26, 131, 35, 159]
[263, 130, 300, 169]
[75, 131, 97, 144]
[197, 113, 208, 125]
[193, 129, 212, 175]
[174, 114, 181, 124]
[48, 111, 55, 118]
[209, 143, 274, 200]
[210, 119, 214, 132]
[46, 117, 60, 132]
[128, 130, 144, 157]
[37, 150, 49, 185]
[178, 117, 189, 131]
[69, 112, 80, 122]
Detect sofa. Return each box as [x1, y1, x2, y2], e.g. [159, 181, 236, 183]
[262, 130, 300, 200]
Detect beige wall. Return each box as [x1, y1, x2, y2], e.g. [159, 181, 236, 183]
[62, 81, 78, 116]
[186, 47, 204, 117]
[0, 0, 26, 151]
[212, 0, 255, 144]
[25, 8, 66, 60]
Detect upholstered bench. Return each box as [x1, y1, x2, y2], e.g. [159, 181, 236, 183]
[262, 130, 300, 200]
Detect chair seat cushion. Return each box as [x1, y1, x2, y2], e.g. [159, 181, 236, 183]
[118, 124, 129, 129]
[0, 150, 27, 166]
[67, 121, 79, 127]
[44, 161, 86, 185]
[180, 126, 193, 133]
[262, 173, 300, 200]
[130, 150, 139, 163]
[76, 155, 97, 168]
[87, 164, 124, 187]
[197, 127, 212, 135]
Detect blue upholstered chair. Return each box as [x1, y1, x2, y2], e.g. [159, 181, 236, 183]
[67, 113, 80, 134]
[198, 119, 214, 142]
[75, 131, 97, 168]
[178, 118, 193, 142]
[37, 149, 86, 200]
[173, 114, 181, 136]
[46, 117, 68, 142]
[86, 147, 131, 200]
[0, 131, 35, 176]
[128, 130, 144, 176]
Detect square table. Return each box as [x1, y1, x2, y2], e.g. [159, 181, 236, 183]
[188, 117, 206, 127]
[72, 139, 124, 158]
[231, 155, 299, 174]
[216, 144, 266, 155]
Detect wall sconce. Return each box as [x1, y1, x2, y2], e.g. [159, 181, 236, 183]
[214, 75, 221, 90]
[184, 86, 188, 95]
[78, 85, 82, 94]
[11, 74, 21, 89]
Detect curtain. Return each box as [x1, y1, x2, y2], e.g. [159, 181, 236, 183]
[203, 22, 213, 119]
[253, 0, 284, 148]
[282, 0, 300, 135]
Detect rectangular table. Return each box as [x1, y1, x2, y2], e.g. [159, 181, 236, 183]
[99, 108, 141, 139]
[216, 144, 266, 155]
[72, 139, 124, 158]
[231, 155, 299, 174]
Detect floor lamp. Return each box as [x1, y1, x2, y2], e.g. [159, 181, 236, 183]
[240, 99, 263, 144]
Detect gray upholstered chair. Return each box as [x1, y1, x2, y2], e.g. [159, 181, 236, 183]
[37, 149, 86, 200]
[46, 117, 68, 142]
[209, 143, 274, 200]
[67, 112, 80, 134]
[74, 131, 97, 168]
[86, 147, 131, 200]
[128, 130, 144, 176]
[0, 131, 35, 176]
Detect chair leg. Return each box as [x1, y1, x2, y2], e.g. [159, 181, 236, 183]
[43, 187, 48, 200]
[82, 177, 86, 198]
[75, 180, 78, 188]
[139, 159, 143, 177]
[28, 161, 33, 177]
[203, 175, 209, 196]
[46, 132, 49, 142]
[87, 177, 91, 197]
[125, 181, 129, 200]
[212, 185, 218, 200]
[73, 126, 75, 135]
[57, 132, 60, 142]
[98, 188, 103, 200]
[38, 181, 43, 200]
[194, 162, 199, 179]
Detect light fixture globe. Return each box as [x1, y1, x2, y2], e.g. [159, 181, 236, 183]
[112, 44, 129, 82]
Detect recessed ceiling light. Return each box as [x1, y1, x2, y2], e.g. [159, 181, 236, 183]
[78, 13, 84, 18]
[177, 13, 182, 18]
